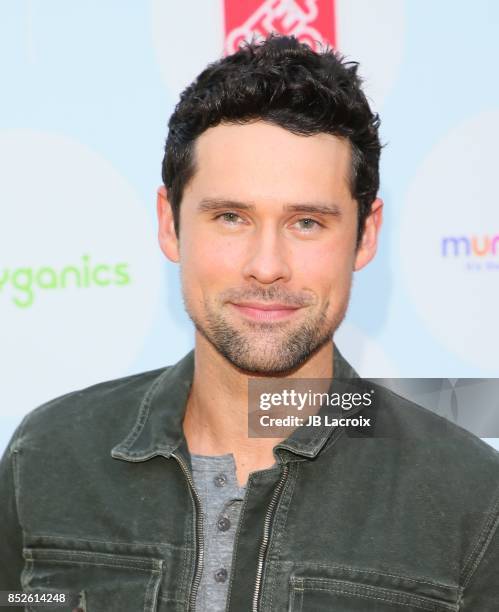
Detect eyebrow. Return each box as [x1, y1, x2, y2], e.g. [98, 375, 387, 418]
[197, 198, 342, 216]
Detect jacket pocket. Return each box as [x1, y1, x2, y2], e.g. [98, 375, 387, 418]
[289, 576, 459, 612]
[21, 548, 163, 612]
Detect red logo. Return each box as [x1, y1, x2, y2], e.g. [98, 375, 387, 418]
[223, 0, 336, 54]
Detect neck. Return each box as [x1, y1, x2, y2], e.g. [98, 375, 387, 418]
[183, 332, 334, 486]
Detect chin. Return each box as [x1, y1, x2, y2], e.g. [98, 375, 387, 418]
[227, 358, 306, 377]
[223, 340, 328, 377]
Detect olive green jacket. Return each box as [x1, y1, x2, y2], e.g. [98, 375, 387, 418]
[1, 347, 498, 611]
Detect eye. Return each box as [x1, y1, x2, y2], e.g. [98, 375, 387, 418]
[294, 218, 322, 231]
[215, 211, 245, 225]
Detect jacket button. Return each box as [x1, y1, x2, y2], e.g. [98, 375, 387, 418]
[217, 516, 231, 531]
[213, 473, 227, 487]
[214, 567, 228, 583]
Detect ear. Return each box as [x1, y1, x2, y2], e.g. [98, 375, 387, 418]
[157, 186, 180, 263]
[354, 197, 383, 271]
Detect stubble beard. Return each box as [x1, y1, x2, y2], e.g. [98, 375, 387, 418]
[183, 286, 351, 376]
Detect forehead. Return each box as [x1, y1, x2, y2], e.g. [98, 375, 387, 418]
[186, 121, 353, 204]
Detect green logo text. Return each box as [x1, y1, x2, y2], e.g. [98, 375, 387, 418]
[0, 255, 131, 308]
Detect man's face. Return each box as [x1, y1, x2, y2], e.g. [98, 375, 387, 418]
[158, 121, 381, 375]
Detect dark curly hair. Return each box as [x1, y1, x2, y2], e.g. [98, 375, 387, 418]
[162, 34, 381, 245]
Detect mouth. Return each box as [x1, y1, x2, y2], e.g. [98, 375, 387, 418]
[229, 301, 303, 322]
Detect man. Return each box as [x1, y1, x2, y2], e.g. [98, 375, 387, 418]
[1, 35, 498, 612]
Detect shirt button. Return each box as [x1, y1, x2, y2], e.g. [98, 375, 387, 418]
[217, 516, 231, 531]
[214, 567, 228, 583]
[213, 473, 228, 487]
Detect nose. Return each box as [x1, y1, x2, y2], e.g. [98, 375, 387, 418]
[241, 225, 291, 284]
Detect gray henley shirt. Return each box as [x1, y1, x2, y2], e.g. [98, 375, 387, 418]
[190, 453, 246, 612]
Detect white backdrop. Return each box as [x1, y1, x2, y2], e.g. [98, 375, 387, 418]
[1, 0, 498, 452]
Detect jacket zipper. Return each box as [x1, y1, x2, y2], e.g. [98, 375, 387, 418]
[172, 452, 204, 612]
[251, 464, 290, 612]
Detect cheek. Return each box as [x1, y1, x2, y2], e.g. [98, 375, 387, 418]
[295, 239, 356, 291]
[180, 232, 245, 290]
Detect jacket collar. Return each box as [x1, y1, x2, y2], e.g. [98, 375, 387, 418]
[111, 344, 359, 463]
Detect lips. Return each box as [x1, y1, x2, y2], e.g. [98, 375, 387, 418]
[230, 301, 302, 322]
[233, 301, 299, 311]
